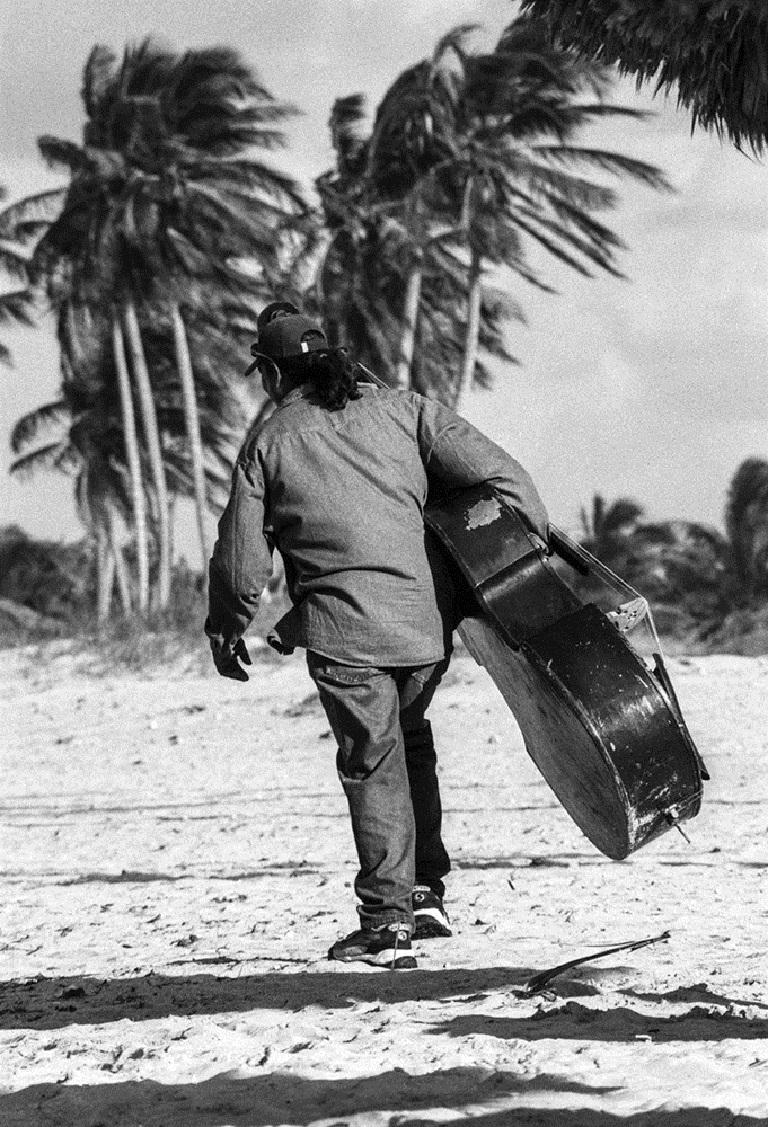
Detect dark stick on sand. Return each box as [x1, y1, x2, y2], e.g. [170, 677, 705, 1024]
[525, 930, 671, 995]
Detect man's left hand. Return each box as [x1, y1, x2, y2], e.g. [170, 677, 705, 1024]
[209, 636, 252, 682]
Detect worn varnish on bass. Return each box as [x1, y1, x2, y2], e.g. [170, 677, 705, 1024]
[426, 484, 708, 860]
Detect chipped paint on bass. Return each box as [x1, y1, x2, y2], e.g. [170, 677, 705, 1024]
[465, 496, 503, 531]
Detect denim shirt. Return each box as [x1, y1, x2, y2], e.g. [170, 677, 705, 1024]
[206, 384, 548, 666]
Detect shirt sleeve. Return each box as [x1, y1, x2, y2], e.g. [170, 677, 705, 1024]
[205, 446, 274, 643]
[416, 395, 549, 540]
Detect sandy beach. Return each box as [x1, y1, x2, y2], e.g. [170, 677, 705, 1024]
[1, 639, 767, 1125]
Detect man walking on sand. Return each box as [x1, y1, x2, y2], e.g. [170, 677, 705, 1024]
[205, 302, 549, 969]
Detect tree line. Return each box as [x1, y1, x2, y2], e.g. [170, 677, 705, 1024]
[3, 453, 767, 644]
[579, 459, 768, 635]
[2, 13, 742, 629]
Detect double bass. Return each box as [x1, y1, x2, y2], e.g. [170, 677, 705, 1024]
[425, 484, 708, 860]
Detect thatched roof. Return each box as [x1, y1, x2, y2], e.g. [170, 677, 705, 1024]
[520, 1, 768, 152]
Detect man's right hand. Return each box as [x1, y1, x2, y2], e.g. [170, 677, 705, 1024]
[209, 636, 252, 682]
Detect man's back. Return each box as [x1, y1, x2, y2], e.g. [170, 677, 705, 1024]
[256, 384, 446, 665]
[208, 380, 547, 667]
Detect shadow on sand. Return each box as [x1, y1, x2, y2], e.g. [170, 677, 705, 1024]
[429, 999, 768, 1043]
[397, 1112, 764, 1127]
[0, 1069, 760, 1127]
[0, 965, 535, 1030]
[3, 965, 765, 1039]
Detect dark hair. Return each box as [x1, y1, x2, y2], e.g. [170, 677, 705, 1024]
[282, 347, 363, 410]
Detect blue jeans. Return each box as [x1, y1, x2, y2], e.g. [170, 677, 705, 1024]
[307, 652, 451, 930]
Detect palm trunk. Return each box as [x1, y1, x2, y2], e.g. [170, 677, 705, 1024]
[106, 501, 132, 616]
[456, 251, 483, 412]
[112, 311, 149, 615]
[168, 493, 176, 576]
[396, 258, 423, 390]
[171, 301, 209, 596]
[123, 298, 171, 611]
[96, 525, 115, 624]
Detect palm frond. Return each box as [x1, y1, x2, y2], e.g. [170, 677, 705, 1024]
[602, 498, 645, 536]
[329, 94, 370, 177]
[534, 145, 673, 191]
[0, 189, 65, 241]
[0, 289, 34, 328]
[37, 136, 91, 173]
[9, 441, 75, 478]
[725, 457, 768, 584]
[82, 44, 117, 119]
[10, 400, 70, 454]
[0, 243, 30, 280]
[520, 1, 768, 152]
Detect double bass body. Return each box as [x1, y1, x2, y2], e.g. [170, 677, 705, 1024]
[426, 484, 707, 861]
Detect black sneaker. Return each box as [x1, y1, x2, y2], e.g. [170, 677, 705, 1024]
[328, 923, 417, 969]
[412, 885, 452, 939]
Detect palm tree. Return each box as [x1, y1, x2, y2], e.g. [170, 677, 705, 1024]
[315, 17, 669, 403]
[579, 493, 645, 563]
[576, 493, 729, 626]
[76, 41, 304, 585]
[9, 307, 239, 621]
[317, 67, 508, 391]
[315, 95, 402, 374]
[0, 191, 148, 611]
[724, 458, 768, 600]
[13, 40, 302, 610]
[316, 95, 516, 396]
[9, 357, 136, 622]
[315, 36, 480, 390]
[520, 1, 768, 153]
[624, 519, 728, 622]
[426, 17, 671, 410]
[576, 464, 768, 633]
[18, 160, 163, 611]
[367, 26, 477, 389]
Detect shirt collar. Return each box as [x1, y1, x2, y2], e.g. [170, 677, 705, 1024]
[276, 382, 315, 410]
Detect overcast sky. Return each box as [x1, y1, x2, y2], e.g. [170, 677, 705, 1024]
[1, 0, 766, 550]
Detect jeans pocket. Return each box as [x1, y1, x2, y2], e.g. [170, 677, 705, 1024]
[326, 666, 377, 686]
[409, 667, 433, 689]
[409, 657, 449, 688]
[307, 653, 380, 686]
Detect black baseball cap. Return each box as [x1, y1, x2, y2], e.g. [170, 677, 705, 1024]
[246, 306, 329, 374]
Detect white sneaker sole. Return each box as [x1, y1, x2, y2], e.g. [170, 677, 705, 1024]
[328, 937, 417, 968]
[413, 908, 452, 939]
[367, 949, 417, 969]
